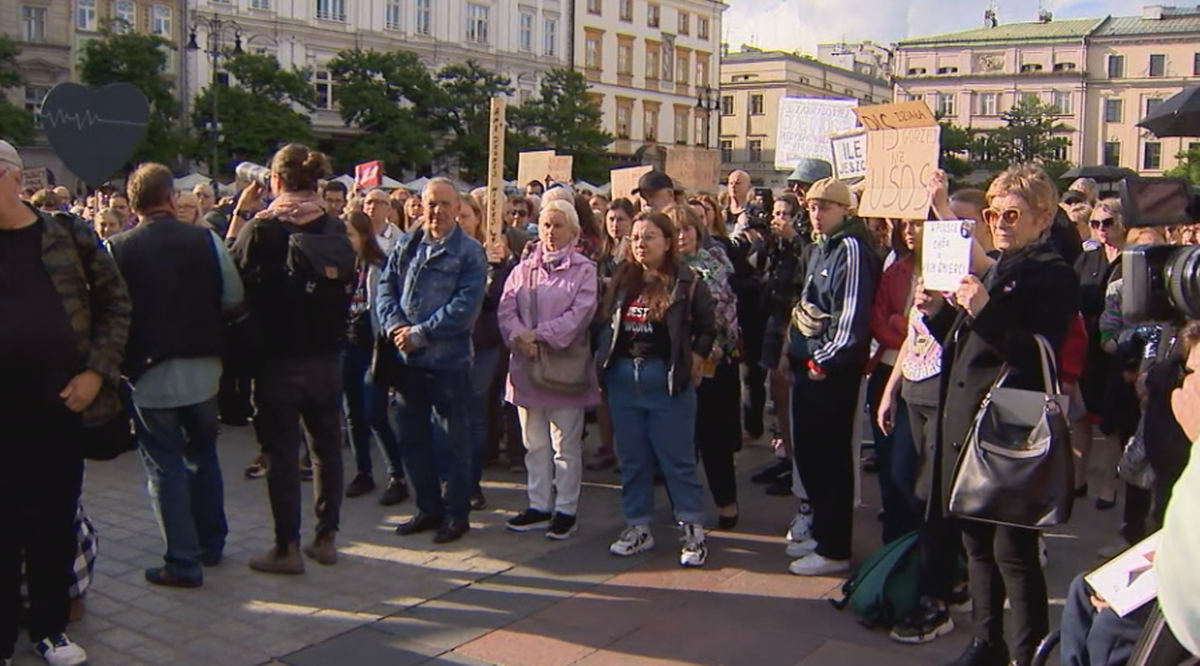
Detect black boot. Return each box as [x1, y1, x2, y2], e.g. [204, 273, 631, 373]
[945, 638, 1009, 666]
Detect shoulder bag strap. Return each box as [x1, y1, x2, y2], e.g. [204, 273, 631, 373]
[528, 261, 539, 328]
[1033, 334, 1062, 395]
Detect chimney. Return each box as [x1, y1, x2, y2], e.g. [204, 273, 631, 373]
[984, 8, 999, 28]
[1144, 5, 1165, 19]
[1038, 9, 1053, 22]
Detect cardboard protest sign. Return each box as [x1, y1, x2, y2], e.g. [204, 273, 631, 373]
[921, 219, 974, 292]
[610, 165, 653, 203]
[517, 150, 555, 187]
[774, 97, 859, 170]
[354, 160, 383, 190]
[830, 130, 867, 181]
[548, 155, 573, 183]
[39, 82, 149, 186]
[666, 147, 720, 193]
[859, 124, 941, 219]
[485, 97, 506, 249]
[21, 167, 49, 191]
[854, 100, 938, 131]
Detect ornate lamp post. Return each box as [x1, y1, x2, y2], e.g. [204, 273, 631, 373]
[695, 85, 720, 149]
[187, 14, 243, 178]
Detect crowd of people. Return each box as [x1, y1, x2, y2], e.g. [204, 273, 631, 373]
[5, 132, 1200, 666]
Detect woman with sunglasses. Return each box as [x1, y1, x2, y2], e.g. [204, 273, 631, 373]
[916, 164, 1079, 666]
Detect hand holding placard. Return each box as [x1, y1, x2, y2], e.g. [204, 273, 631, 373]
[922, 220, 974, 293]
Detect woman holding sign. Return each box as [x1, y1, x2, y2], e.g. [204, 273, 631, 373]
[916, 165, 1079, 666]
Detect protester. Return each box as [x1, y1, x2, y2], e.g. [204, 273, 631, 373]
[320, 180, 348, 218]
[687, 192, 731, 259]
[525, 180, 546, 198]
[1068, 177, 1100, 206]
[596, 211, 717, 566]
[92, 207, 123, 241]
[107, 163, 242, 588]
[505, 195, 537, 257]
[632, 171, 677, 212]
[231, 144, 351, 574]
[378, 178, 486, 544]
[0, 139, 131, 666]
[498, 199, 599, 539]
[32, 189, 60, 213]
[917, 164, 1078, 665]
[402, 195, 424, 231]
[193, 183, 216, 216]
[174, 191, 203, 227]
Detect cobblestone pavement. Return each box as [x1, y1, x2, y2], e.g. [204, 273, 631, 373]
[9, 423, 1123, 665]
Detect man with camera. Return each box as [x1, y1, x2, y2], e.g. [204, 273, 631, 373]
[377, 178, 487, 545]
[107, 163, 243, 589]
[724, 169, 771, 442]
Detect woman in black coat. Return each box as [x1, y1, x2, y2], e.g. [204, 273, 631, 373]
[916, 165, 1080, 666]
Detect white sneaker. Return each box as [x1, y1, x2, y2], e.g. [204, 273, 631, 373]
[609, 525, 655, 557]
[785, 538, 818, 558]
[1039, 536, 1049, 568]
[34, 634, 87, 666]
[786, 507, 813, 543]
[788, 552, 850, 576]
[679, 523, 707, 567]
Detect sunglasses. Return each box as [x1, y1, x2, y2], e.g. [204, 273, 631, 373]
[1090, 217, 1115, 230]
[982, 207, 1024, 226]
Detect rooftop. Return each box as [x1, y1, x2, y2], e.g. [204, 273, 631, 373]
[899, 5, 1200, 47]
[721, 49, 890, 87]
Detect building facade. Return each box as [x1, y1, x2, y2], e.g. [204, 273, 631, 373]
[895, 6, 1200, 176]
[2, 0, 74, 181]
[719, 47, 892, 190]
[817, 40, 894, 80]
[571, 0, 726, 164]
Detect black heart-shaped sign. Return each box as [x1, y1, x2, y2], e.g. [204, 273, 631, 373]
[40, 82, 150, 186]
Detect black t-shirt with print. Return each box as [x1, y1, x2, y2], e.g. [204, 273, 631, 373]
[615, 291, 671, 360]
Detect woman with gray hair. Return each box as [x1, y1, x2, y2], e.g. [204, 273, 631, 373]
[497, 199, 601, 539]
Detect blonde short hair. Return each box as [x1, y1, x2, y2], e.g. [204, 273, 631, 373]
[539, 199, 581, 238]
[1093, 197, 1123, 223]
[986, 164, 1058, 217]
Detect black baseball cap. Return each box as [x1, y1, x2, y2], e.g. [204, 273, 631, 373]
[633, 170, 675, 195]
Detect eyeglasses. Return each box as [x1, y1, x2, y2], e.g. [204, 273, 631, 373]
[509, 209, 527, 218]
[982, 207, 1024, 226]
[1090, 217, 1115, 230]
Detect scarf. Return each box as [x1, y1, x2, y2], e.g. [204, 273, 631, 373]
[540, 244, 572, 266]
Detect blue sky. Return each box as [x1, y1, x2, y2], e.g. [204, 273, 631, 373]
[723, 0, 1145, 54]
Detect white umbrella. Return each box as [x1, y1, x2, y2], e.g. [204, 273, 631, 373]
[173, 172, 213, 192]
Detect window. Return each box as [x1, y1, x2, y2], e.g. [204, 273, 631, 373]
[518, 89, 532, 105]
[25, 85, 49, 127]
[720, 140, 732, 163]
[76, 0, 97, 31]
[313, 69, 335, 109]
[616, 103, 632, 138]
[543, 18, 557, 57]
[585, 35, 601, 69]
[936, 66, 958, 74]
[1050, 144, 1068, 162]
[466, 4, 489, 44]
[588, 0, 601, 14]
[906, 67, 927, 75]
[1052, 90, 1072, 115]
[720, 95, 733, 115]
[678, 11, 689, 35]
[1146, 97, 1164, 117]
[249, 0, 270, 9]
[519, 14, 533, 52]
[1194, 53, 1200, 76]
[749, 139, 763, 163]
[617, 40, 633, 75]
[1104, 98, 1123, 123]
[698, 16, 710, 40]
[977, 92, 998, 116]
[936, 92, 955, 116]
[415, 0, 432, 35]
[1150, 54, 1166, 77]
[1108, 54, 1125, 78]
[644, 106, 659, 141]
[675, 50, 688, 84]
[114, 0, 136, 31]
[647, 3, 660, 28]
[620, 0, 633, 21]
[385, 0, 401, 30]
[749, 94, 764, 115]
[674, 107, 689, 144]
[315, 0, 345, 21]
[1053, 62, 1076, 72]
[1020, 63, 1043, 73]
[696, 54, 709, 86]
[1103, 141, 1121, 167]
[151, 4, 172, 36]
[645, 43, 659, 80]
[1144, 142, 1162, 170]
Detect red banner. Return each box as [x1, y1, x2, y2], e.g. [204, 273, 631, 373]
[354, 160, 383, 190]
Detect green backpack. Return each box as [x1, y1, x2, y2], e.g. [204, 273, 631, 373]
[830, 530, 921, 628]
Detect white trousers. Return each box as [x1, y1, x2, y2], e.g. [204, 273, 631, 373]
[518, 406, 585, 516]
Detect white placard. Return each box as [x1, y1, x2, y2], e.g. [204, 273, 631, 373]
[774, 97, 859, 170]
[922, 220, 974, 293]
[1085, 531, 1160, 618]
[831, 131, 867, 181]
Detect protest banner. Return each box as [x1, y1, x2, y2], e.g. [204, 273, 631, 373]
[854, 100, 938, 131]
[830, 130, 867, 181]
[921, 219, 974, 292]
[774, 97, 859, 170]
[354, 160, 383, 190]
[484, 97, 506, 248]
[548, 154, 573, 183]
[21, 167, 49, 191]
[666, 146, 720, 193]
[858, 124, 941, 219]
[517, 150, 555, 187]
[610, 164, 653, 202]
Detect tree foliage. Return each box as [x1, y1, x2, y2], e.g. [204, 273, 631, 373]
[510, 68, 614, 183]
[0, 35, 33, 145]
[936, 115, 973, 180]
[78, 29, 182, 168]
[190, 53, 316, 177]
[972, 96, 1072, 172]
[430, 60, 513, 183]
[1167, 146, 1200, 185]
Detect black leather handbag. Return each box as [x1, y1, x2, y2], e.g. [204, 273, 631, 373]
[948, 335, 1074, 529]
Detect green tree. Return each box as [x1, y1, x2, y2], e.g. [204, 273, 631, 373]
[971, 96, 1072, 173]
[510, 68, 614, 183]
[1167, 145, 1200, 184]
[78, 29, 183, 168]
[327, 49, 441, 175]
[190, 53, 316, 177]
[430, 60, 513, 183]
[0, 35, 34, 145]
[936, 115, 973, 180]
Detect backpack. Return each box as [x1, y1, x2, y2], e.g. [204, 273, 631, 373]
[830, 531, 921, 629]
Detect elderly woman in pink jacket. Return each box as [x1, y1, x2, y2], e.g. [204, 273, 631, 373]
[498, 199, 601, 540]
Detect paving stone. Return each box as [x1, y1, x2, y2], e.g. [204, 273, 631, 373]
[281, 626, 443, 666]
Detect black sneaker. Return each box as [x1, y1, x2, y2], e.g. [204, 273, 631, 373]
[470, 491, 488, 511]
[751, 458, 791, 484]
[345, 473, 376, 498]
[945, 638, 1009, 666]
[949, 581, 972, 613]
[506, 508, 552, 532]
[379, 479, 409, 506]
[890, 597, 954, 644]
[545, 513, 577, 540]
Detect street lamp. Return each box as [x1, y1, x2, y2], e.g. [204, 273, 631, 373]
[187, 13, 244, 178]
[695, 85, 720, 149]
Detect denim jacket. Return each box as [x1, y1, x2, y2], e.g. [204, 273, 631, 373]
[376, 224, 487, 370]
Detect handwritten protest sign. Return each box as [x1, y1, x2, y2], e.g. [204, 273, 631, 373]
[859, 125, 941, 219]
[610, 165, 653, 203]
[548, 155, 573, 183]
[517, 150, 555, 187]
[922, 219, 974, 292]
[485, 97, 506, 247]
[666, 147, 720, 193]
[855, 100, 938, 131]
[21, 167, 49, 191]
[774, 97, 859, 170]
[830, 130, 867, 181]
[354, 160, 383, 190]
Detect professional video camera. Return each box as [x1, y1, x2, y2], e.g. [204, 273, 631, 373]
[1120, 176, 1200, 322]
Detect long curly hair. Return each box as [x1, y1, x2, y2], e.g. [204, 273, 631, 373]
[608, 211, 679, 322]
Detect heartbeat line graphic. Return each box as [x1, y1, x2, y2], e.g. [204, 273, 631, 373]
[39, 109, 148, 130]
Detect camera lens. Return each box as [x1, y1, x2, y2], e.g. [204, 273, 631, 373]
[1164, 246, 1200, 320]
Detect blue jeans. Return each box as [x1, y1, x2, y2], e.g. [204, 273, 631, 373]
[866, 363, 921, 543]
[343, 344, 404, 480]
[1060, 574, 1145, 666]
[132, 398, 228, 581]
[394, 365, 472, 522]
[605, 357, 706, 526]
[434, 346, 499, 495]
